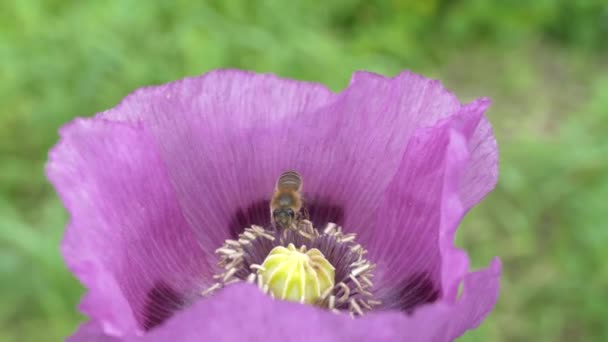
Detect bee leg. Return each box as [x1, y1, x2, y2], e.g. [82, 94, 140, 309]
[299, 200, 310, 221]
[270, 220, 280, 232]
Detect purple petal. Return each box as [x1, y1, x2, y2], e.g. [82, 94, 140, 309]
[97, 70, 337, 252]
[47, 119, 213, 336]
[404, 258, 502, 341]
[91, 70, 464, 249]
[141, 283, 407, 342]
[140, 262, 500, 342]
[49, 70, 500, 339]
[243, 71, 465, 238]
[364, 98, 498, 309]
[443, 258, 502, 339]
[285, 71, 464, 239]
[67, 321, 120, 342]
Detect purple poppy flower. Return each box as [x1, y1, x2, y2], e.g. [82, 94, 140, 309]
[47, 70, 501, 342]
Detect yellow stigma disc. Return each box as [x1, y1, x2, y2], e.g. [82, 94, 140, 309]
[259, 243, 335, 304]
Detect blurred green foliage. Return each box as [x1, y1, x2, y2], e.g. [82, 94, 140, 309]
[1, 0, 607, 341]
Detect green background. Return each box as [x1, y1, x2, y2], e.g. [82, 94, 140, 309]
[1, 0, 607, 341]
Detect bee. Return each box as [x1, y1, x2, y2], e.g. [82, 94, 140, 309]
[270, 171, 308, 230]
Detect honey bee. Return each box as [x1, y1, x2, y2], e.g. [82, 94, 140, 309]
[270, 171, 308, 230]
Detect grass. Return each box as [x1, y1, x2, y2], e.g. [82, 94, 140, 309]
[1, 1, 607, 341]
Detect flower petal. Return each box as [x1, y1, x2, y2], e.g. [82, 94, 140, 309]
[47, 119, 213, 336]
[93, 70, 464, 247]
[443, 258, 501, 339]
[364, 98, 498, 309]
[140, 283, 407, 342]
[407, 258, 502, 341]
[285, 71, 464, 236]
[98, 70, 337, 249]
[67, 321, 120, 342]
[50, 70, 499, 340]
[279, 71, 472, 234]
[140, 261, 500, 342]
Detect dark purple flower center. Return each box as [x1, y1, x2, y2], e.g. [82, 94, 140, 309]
[228, 198, 345, 240]
[140, 199, 439, 330]
[142, 282, 185, 330]
[204, 221, 379, 316]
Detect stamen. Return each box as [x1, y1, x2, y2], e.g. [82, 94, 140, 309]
[255, 229, 276, 241]
[323, 223, 338, 235]
[360, 275, 374, 288]
[222, 267, 238, 282]
[201, 283, 221, 297]
[349, 299, 364, 316]
[349, 274, 363, 290]
[297, 230, 315, 239]
[202, 222, 381, 316]
[336, 282, 350, 303]
[328, 295, 336, 310]
[350, 244, 363, 253]
[355, 288, 374, 297]
[339, 234, 357, 243]
[243, 231, 256, 240]
[225, 240, 241, 247]
[320, 284, 333, 300]
[351, 264, 371, 277]
[367, 299, 382, 306]
[249, 264, 266, 272]
[246, 273, 256, 283]
[215, 247, 238, 255]
[358, 300, 373, 310]
[224, 278, 241, 285]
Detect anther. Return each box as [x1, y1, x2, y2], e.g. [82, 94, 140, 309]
[324, 223, 337, 235]
[243, 231, 256, 240]
[297, 230, 314, 239]
[246, 273, 256, 283]
[328, 295, 336, 310]
[336, 282, 350, 302]
[249, 264, 266, 272]
[215, 247, 237, 255]
[201, 282, 222, 297]
[349, 274, 363, 290]
[367, 299, 382, 306]
[359, 300, 373, 310]
[224, 278, 240, 285]
[223, 267, 238, 282]
[350, 299, 364, 316]
[340, 234, 357, 243]
[351, 264, 371, 277]
[225, 240, 241, 247]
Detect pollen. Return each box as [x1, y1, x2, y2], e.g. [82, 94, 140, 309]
[259, 243, 335, 304]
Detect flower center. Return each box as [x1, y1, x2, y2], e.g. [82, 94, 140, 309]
[203, 221, 381, 317]
[259, 243, 335, 304]
[201, 171, 379, 316]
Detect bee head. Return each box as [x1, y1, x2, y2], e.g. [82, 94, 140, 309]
[272, 208, 295, 229]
